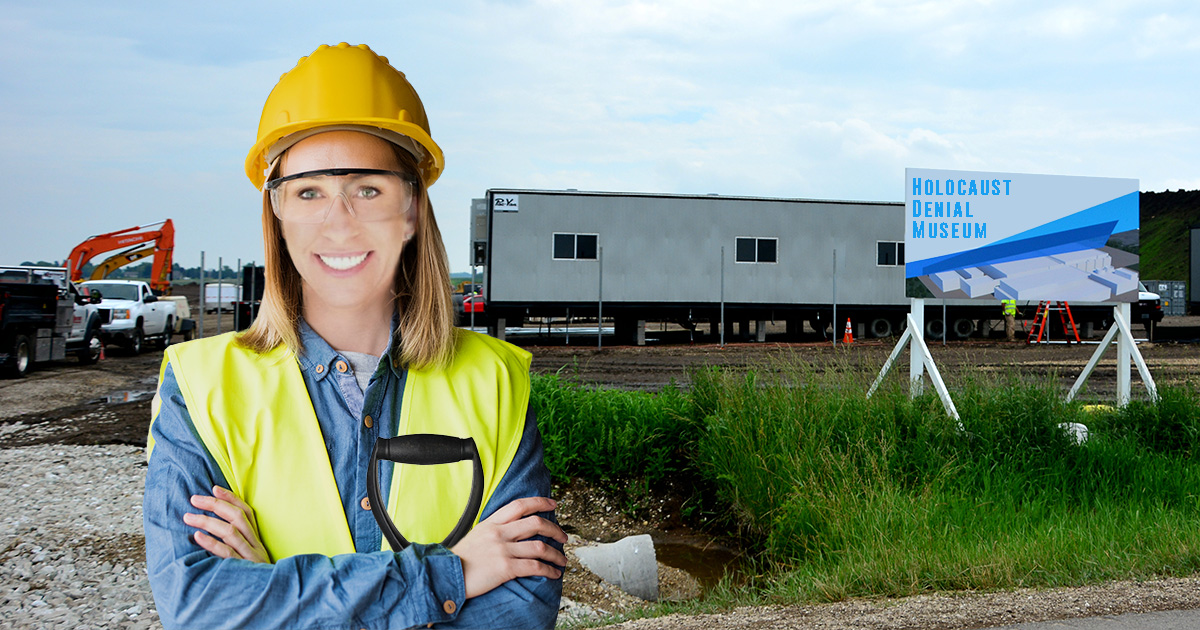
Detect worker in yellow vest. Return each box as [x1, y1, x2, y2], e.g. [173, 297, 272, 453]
[1002, 299, 1017, 342]
[143, 43, 565, 629]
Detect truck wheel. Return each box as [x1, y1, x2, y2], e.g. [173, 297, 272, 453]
[128, 325, 144, 355]
[925, 319, 945, 340]
[159, 317, 174, 350]
[952, 318, 975, 340]
[4, 335, 32, 378]
[77, 326, 102, 365]
[869, 318, 893, 338]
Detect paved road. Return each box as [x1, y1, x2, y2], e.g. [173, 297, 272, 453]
[983, 609, 1200, 629]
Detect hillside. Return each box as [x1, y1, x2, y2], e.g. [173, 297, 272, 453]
[1140, 189, 1200, 281]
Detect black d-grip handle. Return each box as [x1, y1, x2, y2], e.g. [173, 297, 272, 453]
[368, 434, 484, 551]
[376, 434, 479, 466]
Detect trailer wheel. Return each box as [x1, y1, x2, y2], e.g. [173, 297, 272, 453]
[952, 318, 975, 340]
[4, 335, 32, 378]
[77, 325, 102, 365]
[869, 318, 893, 338]
[925, 318, 945, 340]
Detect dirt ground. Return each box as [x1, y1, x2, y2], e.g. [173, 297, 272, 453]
[1, 316, 1199, 627]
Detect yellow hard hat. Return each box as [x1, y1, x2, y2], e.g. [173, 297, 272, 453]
[245, 43, 444, 189]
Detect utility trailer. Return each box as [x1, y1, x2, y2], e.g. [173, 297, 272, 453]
[473, 189, 1142, 344]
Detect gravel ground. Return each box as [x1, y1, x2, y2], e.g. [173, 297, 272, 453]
[0, 445, 154, 629]
[607, 578, 1200, 629]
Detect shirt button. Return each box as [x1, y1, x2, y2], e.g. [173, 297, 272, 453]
[315, 364, 324, 374]
[443, 600, 457, 614]
[364, 415, 373, 429]
[360, 497, 371, 510]
[336, 360, 348, 373]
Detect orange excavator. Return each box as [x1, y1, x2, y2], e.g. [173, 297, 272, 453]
[66, 219, 175, 294]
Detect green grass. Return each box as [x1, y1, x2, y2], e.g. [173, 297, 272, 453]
[532, 363, 1200, 613]
[1140, 189, 1200, 281]
[532, 371, 699, 486]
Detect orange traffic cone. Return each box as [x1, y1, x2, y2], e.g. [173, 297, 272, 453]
[842, 318, 854, 344]
[99, 342, 106, 361]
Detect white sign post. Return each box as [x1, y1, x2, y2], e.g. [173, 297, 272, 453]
[1066, 303, 1158, 405]
[868, 298, 961, 422]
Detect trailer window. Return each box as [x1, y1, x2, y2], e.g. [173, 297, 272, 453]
[553, 233, 599, 260]
[554, 233, 575, 259]
[736, 237, 777, 264]
[877, 241, 904, 266]
[758, 238, 777, 263]
[576, 234, 598, 260]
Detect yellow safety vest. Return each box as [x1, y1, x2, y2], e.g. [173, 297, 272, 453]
[1002, 299, 1017, 316]
[147, 329, 531, 561]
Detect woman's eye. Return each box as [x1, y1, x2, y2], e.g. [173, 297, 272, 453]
[356, 186, 382, 200]
[296, 187, 322, 201]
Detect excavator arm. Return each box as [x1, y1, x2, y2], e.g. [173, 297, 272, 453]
[90, 245, 157, 281]
[66, 220, 175, 294]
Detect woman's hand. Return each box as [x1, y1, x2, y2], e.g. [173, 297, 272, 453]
[183, 485, 271, 564]
[451, 497, 567, 599]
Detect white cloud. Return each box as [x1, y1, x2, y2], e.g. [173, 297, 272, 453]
[2, 0, 1200, 271]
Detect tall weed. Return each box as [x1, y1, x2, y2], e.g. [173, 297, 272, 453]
[535, 362, 1200, 603]
[531, 372, 697, 485]
[690, 365, 1200, 599]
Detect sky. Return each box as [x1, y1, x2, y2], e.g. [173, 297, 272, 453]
[2, 0, 1198, 274]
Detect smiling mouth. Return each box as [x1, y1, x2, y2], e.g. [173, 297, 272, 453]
[318, 252, 369, 270]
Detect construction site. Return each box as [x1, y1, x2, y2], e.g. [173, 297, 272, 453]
[3, 211, 1200, 627]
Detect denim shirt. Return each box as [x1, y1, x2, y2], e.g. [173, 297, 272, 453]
[143, 323, 561, 629]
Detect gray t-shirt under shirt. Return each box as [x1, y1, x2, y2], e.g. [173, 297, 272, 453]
[341, 350, 382, 393]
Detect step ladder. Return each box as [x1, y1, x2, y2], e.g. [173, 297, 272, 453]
[1027, 301, 1081, 344]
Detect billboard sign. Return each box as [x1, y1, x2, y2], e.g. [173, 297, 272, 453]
[905, 168, 1139, 302]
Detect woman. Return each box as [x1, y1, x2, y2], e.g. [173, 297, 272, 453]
[143, 43, 566, 629]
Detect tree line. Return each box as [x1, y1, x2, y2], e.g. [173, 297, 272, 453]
[19, 261, 245, 281]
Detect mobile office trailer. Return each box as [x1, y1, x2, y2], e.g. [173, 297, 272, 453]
[204, 283, 240, 313]
[475, 189, 912, 343]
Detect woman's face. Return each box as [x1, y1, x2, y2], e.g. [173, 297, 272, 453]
[277, 131, 418, 317]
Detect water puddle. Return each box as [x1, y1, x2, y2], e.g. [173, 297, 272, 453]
[89, 390, 155, 405]
[652, 533, 748, 592]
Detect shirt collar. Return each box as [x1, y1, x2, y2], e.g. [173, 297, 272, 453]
[297, 320, 338, 382]
[297, 316, 406, 381]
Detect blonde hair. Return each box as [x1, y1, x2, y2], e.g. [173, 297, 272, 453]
[237, 144, 456, 369]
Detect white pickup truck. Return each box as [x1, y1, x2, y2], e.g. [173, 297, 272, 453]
[80, 279, 177, 354]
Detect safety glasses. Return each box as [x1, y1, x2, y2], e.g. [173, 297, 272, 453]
[266, 168, 416, 224]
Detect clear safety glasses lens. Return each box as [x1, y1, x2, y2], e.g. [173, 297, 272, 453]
[266, 168, 414, 223]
